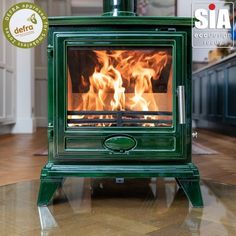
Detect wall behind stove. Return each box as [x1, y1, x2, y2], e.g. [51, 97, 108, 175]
[0, 0, 35, 134]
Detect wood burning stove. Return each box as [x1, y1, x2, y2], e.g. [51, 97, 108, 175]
[37, 0, 203, 207]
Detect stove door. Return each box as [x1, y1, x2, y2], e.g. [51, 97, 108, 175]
[52, 31, 190, 162]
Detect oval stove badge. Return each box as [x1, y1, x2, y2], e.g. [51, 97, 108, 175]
[104, 135, 137, 153]
[2, 2, 48, 48]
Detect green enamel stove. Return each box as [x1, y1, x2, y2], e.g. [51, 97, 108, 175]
[38, 0, 203, 207]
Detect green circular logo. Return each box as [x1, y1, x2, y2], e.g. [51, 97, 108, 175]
[2, 2, 48, 48]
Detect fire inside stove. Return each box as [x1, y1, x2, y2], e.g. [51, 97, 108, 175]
[67, 47, 173, 127]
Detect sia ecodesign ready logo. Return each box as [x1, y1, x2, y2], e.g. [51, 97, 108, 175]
[2, 2, 48, 48]
[192, 2, 234, 48]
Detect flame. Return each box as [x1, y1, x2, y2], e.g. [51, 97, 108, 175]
[68, 50, 172, 127]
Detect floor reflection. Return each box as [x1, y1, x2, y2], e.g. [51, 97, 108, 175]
[0, 178, 236, 236]
[38, 206, 58, 230]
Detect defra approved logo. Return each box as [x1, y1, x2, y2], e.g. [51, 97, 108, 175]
[2, 2, 48, 48]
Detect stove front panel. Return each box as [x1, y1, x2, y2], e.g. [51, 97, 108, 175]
[38, 18, 203, 208]
[53, 32, 189, 161]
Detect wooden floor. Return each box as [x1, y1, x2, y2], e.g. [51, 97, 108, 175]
[193, 129, 236, 185]
[0, 128, 235, 186]
[0, 128, 47, 186]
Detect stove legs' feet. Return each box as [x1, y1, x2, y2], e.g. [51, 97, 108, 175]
[176, 178, 203, 208]
[37, 178, 63, 206]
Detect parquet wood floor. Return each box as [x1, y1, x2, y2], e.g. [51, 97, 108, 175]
[0, 128, 235, 186]
[193, 129, 236, 185]
[0, 128, 47, 186]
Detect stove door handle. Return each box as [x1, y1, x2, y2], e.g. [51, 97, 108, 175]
[178, 86, 186, 124]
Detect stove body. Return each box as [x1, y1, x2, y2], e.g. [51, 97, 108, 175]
[37, 0, 203, 207]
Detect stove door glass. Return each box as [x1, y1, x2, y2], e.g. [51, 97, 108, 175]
[67, 47, 173, 127]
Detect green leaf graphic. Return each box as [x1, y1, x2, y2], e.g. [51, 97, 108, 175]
[27, 13, 37, 24]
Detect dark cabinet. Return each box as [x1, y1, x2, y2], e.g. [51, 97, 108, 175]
[193, 54, 236, 128]
[216, 70, 224, 118]
[227, 64, 236, 123]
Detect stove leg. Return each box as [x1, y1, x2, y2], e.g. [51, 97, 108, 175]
[175, 178, 203, 208]
[37, 177, 63, 206]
